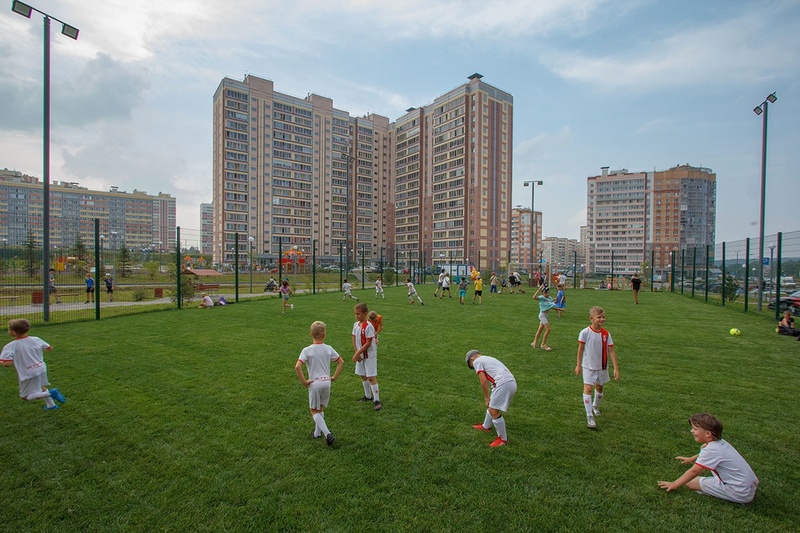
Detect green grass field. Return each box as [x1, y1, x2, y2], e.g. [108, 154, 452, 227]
[1, 286, 798, 531]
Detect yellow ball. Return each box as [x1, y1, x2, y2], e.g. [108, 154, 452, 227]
[729, 328, 741, 336]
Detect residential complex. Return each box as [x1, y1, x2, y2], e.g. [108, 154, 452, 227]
[585, 165, 716, 275]
[510, 206, 541, 271]
[200, 202, 213, 255]
[0, 169, 176, 251]
[212, 73, 512, 271]
[541, 236, 579, 273]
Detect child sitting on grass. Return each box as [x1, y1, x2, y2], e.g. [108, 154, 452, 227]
[658, 413, 758, 504]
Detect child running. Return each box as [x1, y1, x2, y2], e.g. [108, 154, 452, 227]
[440, 273, 451, 299]
[1, 319, 67, 410]
[295, 321, 344, 446]
[352, 303, 382, 411]
[342, 278, 359, 302]
[374, 276, 385, 299]
[406, 278, 424, 305]
[466, 349, 517, 447]
[658, 413, 759, 504]
[280, 279, 294, 314]
[575, 306, 620, 429]
[531, 285, 558, 350]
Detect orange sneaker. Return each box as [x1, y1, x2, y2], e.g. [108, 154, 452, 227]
[489, 437, 508, 447]
[472, 424, 491, 432]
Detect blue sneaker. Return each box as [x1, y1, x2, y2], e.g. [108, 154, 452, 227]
[43, 404, 59, 411]
[49, 388, 67, 404]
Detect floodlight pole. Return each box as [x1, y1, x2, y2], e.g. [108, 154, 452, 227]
[754, 92, 777, 312]
[11, 1, 79, 321]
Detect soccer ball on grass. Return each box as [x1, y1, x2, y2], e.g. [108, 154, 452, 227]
[729, 328, 741, 336]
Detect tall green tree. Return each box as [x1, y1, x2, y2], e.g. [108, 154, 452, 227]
[23, 230, 40, 277]
[118, 245, 133, 277]
[72, 234, 89, 271]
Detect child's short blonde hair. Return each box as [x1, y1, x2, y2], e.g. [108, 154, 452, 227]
[368, 311, 378, 320]
[8, 319, 31, 335]
[589, 306, 605, 317]
[309, 321, 326, 340]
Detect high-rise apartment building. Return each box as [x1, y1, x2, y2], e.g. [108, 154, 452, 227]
[212, 74, 511, 271]
[649, 164, 716, 270]
[212, 75, 391, 266]
[0, 169, 176, 250]
[541, 236, 579, 272]
[510, 207, 541, 271]
[200, 203, 213, 254]
[585, 165, 716, 275]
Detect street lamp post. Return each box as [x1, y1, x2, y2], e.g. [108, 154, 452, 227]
[339, 151, 355, 277]
[11, 1, 79, 320]
[523, 180, 543, 275]
[753, 92, 777, 311]
[248, 236, 255, 293]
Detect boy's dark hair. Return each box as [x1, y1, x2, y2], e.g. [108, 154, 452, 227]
[8, 319, 31, 335]
[689, 413, 723, 440]
[354, 302, 368, 314]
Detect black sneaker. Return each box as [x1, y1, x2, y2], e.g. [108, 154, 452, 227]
[326, 433, 336, 446]
[357, 396, 372, 402]
[374, 401, 383, 411]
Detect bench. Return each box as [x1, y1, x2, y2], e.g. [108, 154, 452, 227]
[0, 295, 18, 302]
[196, 283, 220, 294]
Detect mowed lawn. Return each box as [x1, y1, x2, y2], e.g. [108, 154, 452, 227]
[1, 285, 798, 531]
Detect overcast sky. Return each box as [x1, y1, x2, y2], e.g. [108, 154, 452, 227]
[2, 0, 798, 247]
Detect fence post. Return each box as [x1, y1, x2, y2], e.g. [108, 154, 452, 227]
[775, 232, 783, 320]
[670, 250, 676, 292]
[234, 232, 240, 303]
[704, 244, 710, 302]
[94, 218, 100, 320]
[312, 239, 317, 295]
[650, 250, 655, 291]
[176, 226, 182, 309]
[721, 242, 727, 306]
[744, 238, 750, 313]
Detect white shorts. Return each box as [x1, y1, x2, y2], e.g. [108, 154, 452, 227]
[20, 373, 49, 398]
[355, 356, 378, 378]
[308, 379, 331, 410]
[698, 476, 758, 504]
[538, 311, 549, 324]
[582, 367, 610, 386]
[488, 380, 517, 412]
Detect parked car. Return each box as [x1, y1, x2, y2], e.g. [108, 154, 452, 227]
[768, 290, 800, 315]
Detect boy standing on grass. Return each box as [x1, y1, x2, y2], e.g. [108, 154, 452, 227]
[471, 273, 483, 305]
[295, 321, 344, 447]
[458, 276, 469, 304]
[375, 276, 385, 299]
[658, 413, 759, 504]
[352, 303, 382, 411]
[1, 319, 67, 411]
[575, 306, 619, 429]
[531, 285, 558, 351]
[342, 279, 359, 302]
[466, 350, 517, 447]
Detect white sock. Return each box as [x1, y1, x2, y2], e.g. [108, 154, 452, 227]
[362, 380, 372, 398]
[583, 394, 593, 416]
[26, 390, 51, 401]
[593, 391, 604, 409]
[370, 383, 380, 403]
[482, 410, 493, 429]
[312, 412, 330, 436]
[492, 416, 507, 441]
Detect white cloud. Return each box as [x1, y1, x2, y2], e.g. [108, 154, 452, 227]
[544, 3, 800, 90]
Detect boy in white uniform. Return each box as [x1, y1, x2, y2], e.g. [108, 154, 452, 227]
[342, 279, 359, 301]
[352, 303, 382, 411]
[1, 318, 67, 410]
[575, 306, 620, 429]
[466, 349, 517, 447]
[374, 276, 385, 299]
[295, 321, 344, 446]
[406, 278, 424, 305]
[658, 413, 759, 504]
